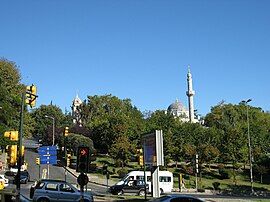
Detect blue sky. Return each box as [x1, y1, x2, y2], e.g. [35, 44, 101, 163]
[1, 0, 269, 116]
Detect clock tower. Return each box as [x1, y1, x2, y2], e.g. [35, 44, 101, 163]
[71, 94, 83, 126]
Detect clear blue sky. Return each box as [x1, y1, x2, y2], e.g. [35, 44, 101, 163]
[1, 0, 269, 116]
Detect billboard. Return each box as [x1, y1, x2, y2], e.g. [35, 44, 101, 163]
[143, 130, 164, 166]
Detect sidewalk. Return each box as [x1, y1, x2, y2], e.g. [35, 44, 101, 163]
[65, 166, 116, 187]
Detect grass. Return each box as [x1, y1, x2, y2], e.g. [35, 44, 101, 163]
[92, 156, 270, 196]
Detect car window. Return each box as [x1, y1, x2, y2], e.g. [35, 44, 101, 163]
[59, 183, 75, 193]
[136, 175, 144, 180]
[45, 183, 58, 191]
[136, 180, 144, 186]
[159, 176, 171, 182]
[171, 198, 202, 202]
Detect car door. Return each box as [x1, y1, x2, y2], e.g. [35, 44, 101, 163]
[43, 182, 59, 202]
[122, 180, 136, 194]
[58, 183, 80, 202]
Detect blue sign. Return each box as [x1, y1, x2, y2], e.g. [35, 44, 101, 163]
[38, 149, 57, 156]
[38, 146, 57, 165]
[38, 146, 57, 153]
[40, 155, 57, 165]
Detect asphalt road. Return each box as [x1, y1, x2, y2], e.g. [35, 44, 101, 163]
[15, 149, 108, 199]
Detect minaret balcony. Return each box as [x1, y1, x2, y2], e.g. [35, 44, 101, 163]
[186, 90, 195, 96]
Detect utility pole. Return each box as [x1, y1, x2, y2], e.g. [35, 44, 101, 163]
[242, 99, 254, 194]
[195, 154, 198, 192]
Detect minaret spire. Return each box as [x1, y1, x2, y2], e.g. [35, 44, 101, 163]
[186, 66, 195, 123]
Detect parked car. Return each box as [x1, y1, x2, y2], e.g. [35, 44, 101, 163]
[0, 174, 9, 187]
[150, 194, 205, 202]
[30, 179, 94, 202]
[13, 170, 30, 184]
[21, 170, 30, 183]
[109, 179, 149, 196]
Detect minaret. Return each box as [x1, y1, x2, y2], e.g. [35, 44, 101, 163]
[186, 67, 195, 123]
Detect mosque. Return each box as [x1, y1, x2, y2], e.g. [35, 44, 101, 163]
[166, 68, 200, 123]
[71, 67, 201, 124]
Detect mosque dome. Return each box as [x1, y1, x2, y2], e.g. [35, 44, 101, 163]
[167, 100, 187, 112]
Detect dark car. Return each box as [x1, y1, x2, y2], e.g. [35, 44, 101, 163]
[20, 170, 30, 184]
[109, 179, 149, 196]
[14, 170, 30, 184]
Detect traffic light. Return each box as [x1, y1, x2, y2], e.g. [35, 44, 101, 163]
[64, 127, 69, 137]
[21, 146, 25, 156]
[76, 146, 89, 173]
[139, 155, 144, 166]
[137, 148, 144, 166]
[4, 131, 18, 141]
[8, 145, 17, 165]
[26, 84, 37, 108]
[36, 157, 40, 165]
[67, 154, 71, 166]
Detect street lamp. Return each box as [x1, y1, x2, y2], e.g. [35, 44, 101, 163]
[45, 115, 55, 146]
[242, 99, 254, 194]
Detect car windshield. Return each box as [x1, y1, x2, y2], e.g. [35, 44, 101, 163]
[21, 172, 28, 176]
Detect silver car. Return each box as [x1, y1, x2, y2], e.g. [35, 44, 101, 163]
[150, 194, 205, 202]
[30, 179, 93, 202]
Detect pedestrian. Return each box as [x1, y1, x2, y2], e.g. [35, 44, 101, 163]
[181, 178, 186, 190]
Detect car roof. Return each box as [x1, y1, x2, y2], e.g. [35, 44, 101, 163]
[39, 179, 67, 183]
[157, 195, 204, 200]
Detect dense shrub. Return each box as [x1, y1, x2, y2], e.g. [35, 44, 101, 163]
[182, 165, 194, 175]
[212, 181, 221, 190]
[117, 168, 128, 178]
[197, 188, 205, 192]
[219, 168, 231, 179]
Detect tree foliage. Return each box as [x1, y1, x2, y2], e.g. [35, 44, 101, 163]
[65, 133, 95, 154]
[30, 104, 68, 143]
[109, 135, 135, 168]
[80, 94, 145, 153]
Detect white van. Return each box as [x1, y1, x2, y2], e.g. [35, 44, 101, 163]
[116, 170, 173, 194]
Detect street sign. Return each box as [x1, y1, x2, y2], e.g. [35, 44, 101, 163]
[38, 146, 57, 153]
[38, 146, 57, 165]
[38, 149, 57, 156]
[40, 155, 57, 164]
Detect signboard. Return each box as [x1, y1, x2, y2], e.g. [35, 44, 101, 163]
[40, 155, 57, 165]
[143, 130, 164, 166]
[38, 146, 57, 165]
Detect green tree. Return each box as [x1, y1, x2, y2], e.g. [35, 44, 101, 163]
[30, 104, 67, 144]
[80, 94, 144, 153]
[0, 59, 23, 135]
[0, 59, 37, 144]
[145, 110, 181, 164]
[65, 133, 95, 154]
[110, 135, 135, 168]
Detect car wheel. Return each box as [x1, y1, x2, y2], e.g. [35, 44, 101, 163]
[37, 197, 50, 202]
[117, 190, 123, 195]
[138, 190, 145, 196]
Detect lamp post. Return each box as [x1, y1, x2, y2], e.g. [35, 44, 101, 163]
[45, 115, 55, 146]
[242, 99, 254, 194]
